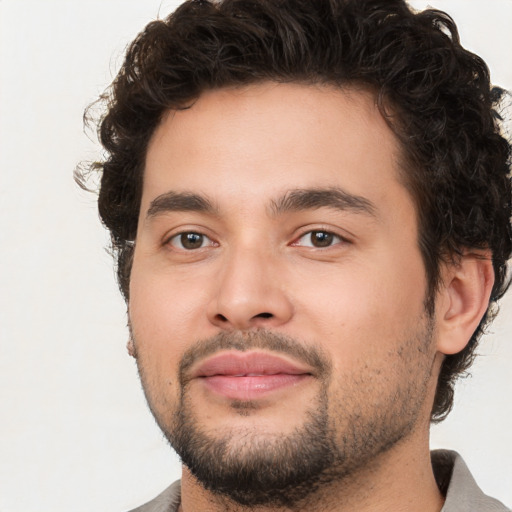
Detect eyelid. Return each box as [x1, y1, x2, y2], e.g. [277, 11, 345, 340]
[290, 227, 351, 248]
[164, 228, 218, 250]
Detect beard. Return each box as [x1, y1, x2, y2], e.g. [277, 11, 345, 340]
[171, 383, 337, 507]
[134, 323, 435, 509]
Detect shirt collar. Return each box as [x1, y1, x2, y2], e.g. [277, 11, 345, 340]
[432, 450, 509, 511]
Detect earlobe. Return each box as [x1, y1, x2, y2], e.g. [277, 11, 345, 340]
[436, 251, 494, 356]
[127, 338, 137, 358]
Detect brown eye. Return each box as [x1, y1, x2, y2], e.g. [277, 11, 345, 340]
[310, 231, 334, 247]
[169, 232, 211, 250]
[295, 230, 342, 248]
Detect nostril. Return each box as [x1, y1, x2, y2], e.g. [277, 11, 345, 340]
[255, 312, 273, 319]
[211, 311, 276, 327]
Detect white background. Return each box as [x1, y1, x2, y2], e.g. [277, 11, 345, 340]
[0, 1, 511, 511]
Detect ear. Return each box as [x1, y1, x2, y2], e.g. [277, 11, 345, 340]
[127, 338, 137, 358]
[435, 251, 494, 355]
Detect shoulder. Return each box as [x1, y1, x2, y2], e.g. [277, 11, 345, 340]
[127, 480, 181, 512]
[432, 450, 510, 512]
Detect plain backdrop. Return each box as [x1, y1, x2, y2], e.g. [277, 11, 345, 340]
[0, 1, 511, 511]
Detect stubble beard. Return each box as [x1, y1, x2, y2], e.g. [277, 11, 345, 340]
[135, 324, 435, 509]
[170, 383, 340, 508]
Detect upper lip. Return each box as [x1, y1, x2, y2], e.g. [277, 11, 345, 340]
[191, 351, 314, 378]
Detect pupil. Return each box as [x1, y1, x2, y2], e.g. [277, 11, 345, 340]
[312, 231, 333, 247]
[181, 232, 203, 249]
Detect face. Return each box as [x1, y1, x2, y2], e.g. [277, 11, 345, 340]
[129, 83, 438, 506]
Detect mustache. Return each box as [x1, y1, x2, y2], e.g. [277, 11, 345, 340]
[179, 330, 332, 385]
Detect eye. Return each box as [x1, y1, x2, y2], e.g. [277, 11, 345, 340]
[167, 232, 215, 250]
[294, 230, 344, 248]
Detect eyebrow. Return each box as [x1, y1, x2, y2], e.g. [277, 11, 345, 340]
[269, 187, 377, 218]
[145, 187, 377, 221]
[146, 191, 218, 219]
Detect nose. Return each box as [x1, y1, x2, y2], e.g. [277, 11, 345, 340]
[206, 247, 294, 331]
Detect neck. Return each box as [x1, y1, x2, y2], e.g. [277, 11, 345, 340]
[179, 435, 444, 512]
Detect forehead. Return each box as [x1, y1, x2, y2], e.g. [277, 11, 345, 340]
[141, 82, 409, 219]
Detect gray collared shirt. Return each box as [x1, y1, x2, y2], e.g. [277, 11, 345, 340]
[434, 450, 510, 512]
[128, 450, 510, 511]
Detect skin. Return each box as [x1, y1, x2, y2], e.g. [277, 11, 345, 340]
[128, 82, 494, 511]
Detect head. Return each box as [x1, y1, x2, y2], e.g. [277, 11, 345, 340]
[79, 0, 511, 505]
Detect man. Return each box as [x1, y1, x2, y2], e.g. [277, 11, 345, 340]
[80, 0, 511, 510]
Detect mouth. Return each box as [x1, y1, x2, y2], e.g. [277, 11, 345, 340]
[190, 351, 314, 401]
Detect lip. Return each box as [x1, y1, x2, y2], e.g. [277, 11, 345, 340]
[191, 351, 314, 400]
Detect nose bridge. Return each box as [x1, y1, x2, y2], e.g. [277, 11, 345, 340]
[208, 240, 293, 329]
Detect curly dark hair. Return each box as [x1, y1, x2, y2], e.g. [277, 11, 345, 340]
[79, 0, 512, 422]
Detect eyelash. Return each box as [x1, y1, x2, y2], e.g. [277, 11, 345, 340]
[291, 229, 347, 248]
[166, 231, 217, 250]
[165, 228, 347, 251]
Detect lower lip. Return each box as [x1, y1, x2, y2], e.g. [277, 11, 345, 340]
[200, 374, 310, 400]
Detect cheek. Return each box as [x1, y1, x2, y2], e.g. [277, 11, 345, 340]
[128, 268, 202, 414]
[130, 260, 213, 336]
[290, 253, 428, 365]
